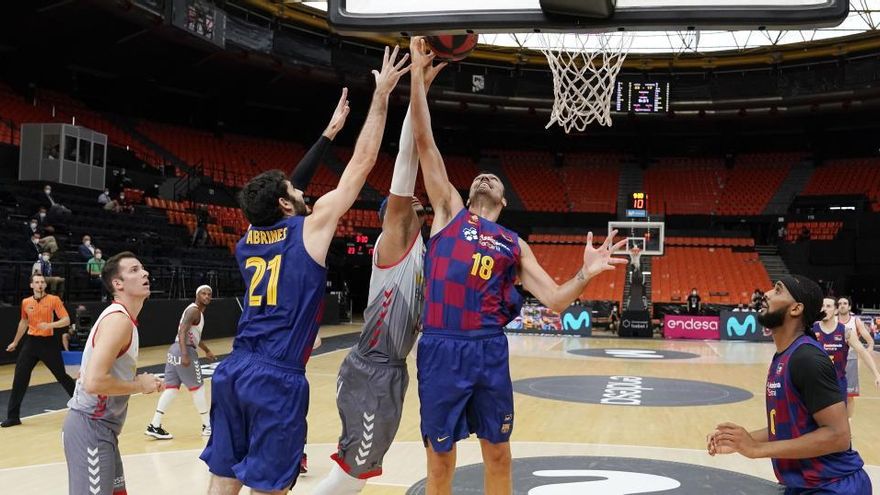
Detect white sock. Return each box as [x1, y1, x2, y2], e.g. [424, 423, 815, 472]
[192, 386, 210, 427]
[151, 388, 179, 427]
[312, 462, 367, 495]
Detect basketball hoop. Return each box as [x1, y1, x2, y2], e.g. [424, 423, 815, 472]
[537, 32, 633, 133]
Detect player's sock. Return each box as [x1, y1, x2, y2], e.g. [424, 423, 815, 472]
[312, 462, 367, 495]
[150, 388, 179, 427]
[192, 386, 210, 427]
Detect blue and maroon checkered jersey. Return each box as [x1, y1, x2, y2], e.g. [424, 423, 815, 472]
[766, 334, 864, 489]
[423, 209, 522, 332]
[814, 322, 849, 381]
[234, 215, 326, 367]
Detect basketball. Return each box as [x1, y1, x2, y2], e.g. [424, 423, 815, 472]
[425, 34, 479, 62]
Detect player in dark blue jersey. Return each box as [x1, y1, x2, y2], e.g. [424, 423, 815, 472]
[200, 46, 410, 495]
[709, 275, 871, 494]
[409, 37, 629, 495]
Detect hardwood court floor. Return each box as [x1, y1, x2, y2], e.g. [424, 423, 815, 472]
[2, 327, 880, 493]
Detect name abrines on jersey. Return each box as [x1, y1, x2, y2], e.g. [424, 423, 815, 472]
[246, 227, 288, 245]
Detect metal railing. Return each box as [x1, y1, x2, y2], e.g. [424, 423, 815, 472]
[0, 260, 242, 305]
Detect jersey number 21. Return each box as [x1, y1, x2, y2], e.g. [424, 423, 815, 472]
[246, 255, 281, 306]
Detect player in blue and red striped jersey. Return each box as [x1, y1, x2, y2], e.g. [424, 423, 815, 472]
[709, 276, 871, 494]
[409, 37, 629, 495]
[813, 297, 880, 403]
[200, 46, 410, 495]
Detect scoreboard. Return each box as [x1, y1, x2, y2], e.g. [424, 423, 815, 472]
[614, 82, 670, 113]
[626, 192, 648, 218]
[346, 234, 374, 257]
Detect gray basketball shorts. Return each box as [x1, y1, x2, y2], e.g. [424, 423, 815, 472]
[846, 358, 860, 396]
[63, 410, 125, 495]
[332, 350, 408, 478]
[164, 345, 202, 390]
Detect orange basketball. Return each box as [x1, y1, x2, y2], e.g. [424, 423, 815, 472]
[425, 34, 479, 62]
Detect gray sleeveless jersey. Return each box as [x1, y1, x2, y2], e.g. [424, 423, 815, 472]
[67, 303, 140, 434]
[354, 233, 425, 363]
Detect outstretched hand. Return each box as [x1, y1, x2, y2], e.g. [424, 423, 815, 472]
[409, 37, 436, 72]
[424, 60, 448, 89]
[323, 87, 350, 140]
[373, 45, 411, 96]
[582, 230, 628, 278]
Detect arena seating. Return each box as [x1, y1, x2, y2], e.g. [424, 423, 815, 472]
[644, 155, 797, 216]
[529, 242, 625, 302]
[802, 158, 880, 212]
[0, 86, 160, 165]
[784, 221, 843, 241]
[652, 247, 771, 305]
[528, 233, 767, 305]
[498, 150, 569, 212]
[560, 153, 620, 213]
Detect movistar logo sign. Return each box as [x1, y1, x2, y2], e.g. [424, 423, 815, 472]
[727, 314, 757, 337]
[562, 309, 591, 331]
[563, 312, 590, 330]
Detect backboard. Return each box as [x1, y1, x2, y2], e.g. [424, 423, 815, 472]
[326, 0, 849, 35]
[609, 221, 665, 256]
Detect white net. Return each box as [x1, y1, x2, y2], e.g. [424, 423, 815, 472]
[538, 32, 633, 133]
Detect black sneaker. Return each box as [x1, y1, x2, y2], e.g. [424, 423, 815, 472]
[145, 424, 173, 439]
[299, 453, 308, 474]
[1, 418, 21, 427]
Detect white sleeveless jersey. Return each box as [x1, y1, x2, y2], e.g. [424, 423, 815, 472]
[67, 303, 139, 434]
[840, 315, 864, 361]
[354, 233, 425, 363]
[174, 303, 204, 347]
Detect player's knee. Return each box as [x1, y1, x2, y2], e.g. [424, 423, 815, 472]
[481, 444, 511, 472]
[427, 452, 456, 479]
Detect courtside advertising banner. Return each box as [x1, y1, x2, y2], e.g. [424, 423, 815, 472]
[505, 303, 592, 336]
[663, 315, 720, 340]
[720, 311, 771, 342]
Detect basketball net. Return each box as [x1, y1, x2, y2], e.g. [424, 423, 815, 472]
[538, 32, 633, 133]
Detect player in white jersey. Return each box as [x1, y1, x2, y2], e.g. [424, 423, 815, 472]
[312, 61, 446, 495]
[837, 296, 880, 419]
[63, 252, 163, 495]
[146, 285, 216, 439]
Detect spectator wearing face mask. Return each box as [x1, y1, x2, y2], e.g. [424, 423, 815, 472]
[24, 221, 59, 256]
[117, 191, 134, 214]
[97, 188, 111, 206]
[35, 207, 49, 228]
[86, 249, 106, 301]
[39, 184, 72, 217]
[32, 251, 65, 296]
[78, 235, 95, 261]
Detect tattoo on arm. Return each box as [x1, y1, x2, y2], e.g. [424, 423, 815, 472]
[576, 270, 586, 282]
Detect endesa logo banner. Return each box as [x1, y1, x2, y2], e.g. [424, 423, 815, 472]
[720, 311, 772, 342]
[663, 315, 721, 340]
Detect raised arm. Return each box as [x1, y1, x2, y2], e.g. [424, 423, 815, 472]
[378, 64, 446, 264]
[304, 46, 410, 265]
[517, 231, 628, 313]
[409, 37, 463, 233]
[290, 88, 350, 191]
[83, 312, 162, 397]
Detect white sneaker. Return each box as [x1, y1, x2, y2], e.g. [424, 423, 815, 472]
[202, 425, 212, 437]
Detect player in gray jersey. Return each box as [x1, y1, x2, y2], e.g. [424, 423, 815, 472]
[146, 284, 216, 439]
[837, 296, 880, 419]
[312, 61, 446, 495]
[63, 252, 163, 495]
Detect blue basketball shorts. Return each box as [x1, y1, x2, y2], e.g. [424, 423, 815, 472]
[199, 350, 309, 491]
[416, 329, 514, 453]
[784, 469, 872, 495]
